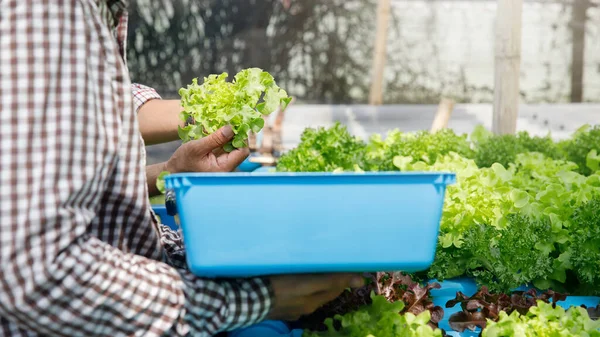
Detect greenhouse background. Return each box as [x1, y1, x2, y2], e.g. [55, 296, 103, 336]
[126, 0, 600, 162]
[128, 0, 600, 103]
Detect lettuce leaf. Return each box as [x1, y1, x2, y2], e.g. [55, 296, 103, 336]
[276, 122, 367, 172]
[559, 124, 600, 176]
[178, 68, 291, 151]
[481, 301, 600, 337]
[303, 292, 444, 337]
[566, 197, 600, 292]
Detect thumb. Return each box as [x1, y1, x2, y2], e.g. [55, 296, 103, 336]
[196, 126, 235, 153]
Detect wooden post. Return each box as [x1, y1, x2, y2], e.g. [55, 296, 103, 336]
[570, 0, 590, 103]
[430, 98, 455, 133]
[492, 0, 523, 135]
[368, 0, 391, 105]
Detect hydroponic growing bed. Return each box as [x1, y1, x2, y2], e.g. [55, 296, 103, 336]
[227, 123, 600, 337]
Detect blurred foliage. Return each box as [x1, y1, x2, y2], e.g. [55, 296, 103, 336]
[126, 0, 599, 104]
[127, 0, 376, 103]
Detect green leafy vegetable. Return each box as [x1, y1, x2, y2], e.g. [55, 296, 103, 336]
[459, 214, 554, 293]
[365, 129, 473, 171]
[303, 292, 444, 337]
[178, 68, 291, 151]
[276, 123, 367, 172]
[559, 124, 600, 175]
[472, 129, 559, 169]
[516, 131, 561, 159]
[156, 171, 170, 195]
[393, 153, 513, 251]
[481, 301, 600, 337]
[566, 197, 600, 292]
[395, 151, 600, 291]
[473, 134, 527, 168]
[297, 273, 443, 332]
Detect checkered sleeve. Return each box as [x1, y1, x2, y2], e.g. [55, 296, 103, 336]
[132, 82, 162, 112]
[156, 225, 274, 334]
[158, 223, 188, 270]
[0, 1, 272, 336]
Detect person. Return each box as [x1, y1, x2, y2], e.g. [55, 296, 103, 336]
[0, 1, 364, 336]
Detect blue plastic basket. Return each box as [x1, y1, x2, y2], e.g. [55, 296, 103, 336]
[252, 166, 276, 172]
[151, 205, 178, 231]
[164, 171, 456, 278]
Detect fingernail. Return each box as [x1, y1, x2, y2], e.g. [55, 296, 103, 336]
[350, 276, 364, 288]
[221, 126, 234, 138]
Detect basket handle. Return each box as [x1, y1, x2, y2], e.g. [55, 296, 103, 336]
[165, 189, 178, 216]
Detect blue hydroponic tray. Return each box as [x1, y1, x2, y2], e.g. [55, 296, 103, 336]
[429, 278, 525, 337]
[164, 171, 456, 278]
[436, 295, 600, 337]
[429, 278, 600, 337]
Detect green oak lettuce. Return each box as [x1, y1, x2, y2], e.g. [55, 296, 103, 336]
[565, 197, 600, 294]
[471, 126, 560, 169]
[365, 129, 473, 171]
[303, 292, 443, 337]
[481, 301, 600, 337]
[178, 68, 291, 151]
[559, 124, 600, 176]
[276, 123, 367, 172]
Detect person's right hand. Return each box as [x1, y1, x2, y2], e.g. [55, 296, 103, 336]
[266, 273, 365, 321]
[165, 125, 249, 174]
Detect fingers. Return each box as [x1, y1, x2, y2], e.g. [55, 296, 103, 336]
[274, 289, 345, 321]
[217, 147, 250, 171]
[168, 125, 249, 173]
[267, 273, 365, 321]
[195, 125, 235, 154]
[302, 287, 351, 312]
[212, 147, 227, 157]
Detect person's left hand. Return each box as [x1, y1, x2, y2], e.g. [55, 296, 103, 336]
[165, 125, 249, 173]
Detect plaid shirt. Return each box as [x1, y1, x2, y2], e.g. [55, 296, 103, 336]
[0, 1, 272, 336]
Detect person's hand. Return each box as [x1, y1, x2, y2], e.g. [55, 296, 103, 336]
[165, 125, 249, 173]
[266, 273, 365, 321]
